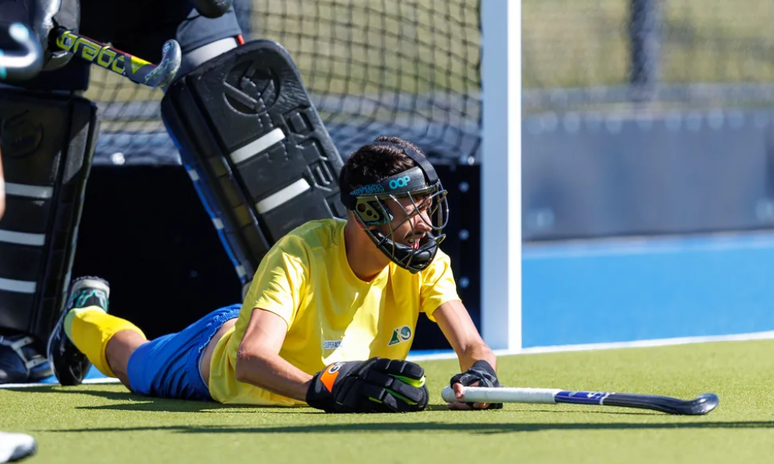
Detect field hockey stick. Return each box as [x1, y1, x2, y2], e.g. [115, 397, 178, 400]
[53, 28, 181, 88]
[441, 386, 719, 415]
[0, 23, 43, 81]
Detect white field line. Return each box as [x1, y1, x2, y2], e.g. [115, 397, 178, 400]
[407, 330, 774, 361]
[0, 377, 121, 389]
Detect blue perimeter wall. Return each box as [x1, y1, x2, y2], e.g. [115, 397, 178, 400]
[522, 232, 774, 347]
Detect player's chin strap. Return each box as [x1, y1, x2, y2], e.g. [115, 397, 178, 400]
[340, 144, 449, 273]
[369, 228, 445, 272]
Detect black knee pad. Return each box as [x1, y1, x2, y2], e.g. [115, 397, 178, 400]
[0, 88, 98, 344]
[161, 40, 346, 288]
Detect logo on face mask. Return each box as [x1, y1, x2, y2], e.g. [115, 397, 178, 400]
[389, 176, 411, 190]
[388, 325, 412, 346]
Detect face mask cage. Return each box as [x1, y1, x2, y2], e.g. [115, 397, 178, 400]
[353, 181, 449, 272]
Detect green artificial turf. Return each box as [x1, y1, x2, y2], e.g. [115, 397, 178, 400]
[3, 339, 773, 464]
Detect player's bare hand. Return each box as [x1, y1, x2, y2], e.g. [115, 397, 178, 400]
[447, 380, 491, 410]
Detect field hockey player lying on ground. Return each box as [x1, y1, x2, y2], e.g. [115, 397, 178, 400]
[48, 137, 503, 413]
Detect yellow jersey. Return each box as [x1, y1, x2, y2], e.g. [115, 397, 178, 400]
[207, 218, 460, 405]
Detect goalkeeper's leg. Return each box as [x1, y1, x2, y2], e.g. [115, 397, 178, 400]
[161, 37, 348, 296]
[1, 146, 5, 220]
[99, 2, 347, 296]
[0, 65, 98, 384]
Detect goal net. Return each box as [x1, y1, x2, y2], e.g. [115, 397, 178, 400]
[86, 0, 483, 165]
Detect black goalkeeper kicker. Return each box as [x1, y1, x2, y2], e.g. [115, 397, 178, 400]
[441, 386, 719, 415]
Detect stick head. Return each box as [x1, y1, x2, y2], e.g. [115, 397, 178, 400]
[685, 393, 720, 415]
[142, 40, 182, 88]
[123, 39, 181, 88]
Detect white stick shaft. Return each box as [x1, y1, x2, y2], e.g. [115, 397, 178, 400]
[441, 386, 561, 404]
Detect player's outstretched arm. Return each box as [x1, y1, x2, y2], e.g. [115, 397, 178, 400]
[435, 300, 503, 410]
[235, 308, 313, 401]
[236, 307, 429, 413]
[435, 300, 496, 372]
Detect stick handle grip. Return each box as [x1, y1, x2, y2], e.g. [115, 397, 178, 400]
[441, 386, 561, 404]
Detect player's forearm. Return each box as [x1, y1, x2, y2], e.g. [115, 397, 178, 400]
[234, 350, 312, 402]
[457, 343, 497, 373]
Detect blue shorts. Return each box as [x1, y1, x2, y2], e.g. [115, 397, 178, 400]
[126, 304, 241, 401]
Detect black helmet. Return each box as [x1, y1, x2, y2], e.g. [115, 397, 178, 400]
[340, 142, 449, 273]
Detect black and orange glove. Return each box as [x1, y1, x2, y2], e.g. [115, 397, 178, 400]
[306, 357, 429, 413]
[450, 360, 504, 409]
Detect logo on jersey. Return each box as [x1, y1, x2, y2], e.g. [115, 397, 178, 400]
[388, 325, 412, 346]
[322, 339, 342, 350]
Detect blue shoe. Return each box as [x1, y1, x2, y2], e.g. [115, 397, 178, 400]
[47, 277, 110, 386]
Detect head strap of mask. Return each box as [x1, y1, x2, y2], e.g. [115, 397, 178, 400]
[339, 141, 448, 273]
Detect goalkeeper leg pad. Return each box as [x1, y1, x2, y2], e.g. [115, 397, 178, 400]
[161, 40, 346, 291]
[0, 88, 99, 365]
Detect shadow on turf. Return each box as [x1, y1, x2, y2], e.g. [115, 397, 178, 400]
[4, 387, 736, 420]
[50, 421, 774, 434]
[3, 386, 275, 413]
